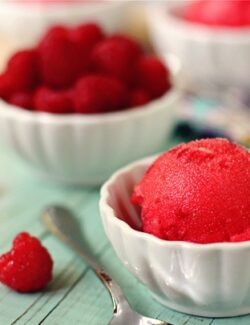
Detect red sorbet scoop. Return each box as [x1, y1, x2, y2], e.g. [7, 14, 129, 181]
[182, 0, 250, 27]
[132, 138, 250, 244]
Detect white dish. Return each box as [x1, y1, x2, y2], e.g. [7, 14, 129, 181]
[0, 88, 180, 185]
[147, 1, 250, 90]
[100, 155, 250, 317]
[0, 1, 127, 54]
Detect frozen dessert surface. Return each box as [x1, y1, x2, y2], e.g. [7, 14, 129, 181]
[132, 138, 250, 244]
[182, 0, 250, 27]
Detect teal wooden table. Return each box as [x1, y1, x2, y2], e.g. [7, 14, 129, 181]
[0, 142, 250, 325]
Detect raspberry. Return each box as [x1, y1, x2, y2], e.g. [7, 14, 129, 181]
[41, 25, 69, 39]
[0, 73, 13, 100]
[39, 26, 81, 89]
[0, 232, 53, 292]
[136, 56, 171, 99]
[91, 36, 142, 85]
[9, 92, 33, 110]
[109, 34, 142, 58]
[73, 75, 128, 114]
[0, 50, 40, 100]
[70, 23, 105, 48]
[70, 22, 105, 52]
[130, 89, 150, 107]
[34, 87, 72, 114]
[7, 49, 40, 88]
[69, 23, 105, 73]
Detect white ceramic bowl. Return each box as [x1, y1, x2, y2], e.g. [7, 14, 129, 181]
[0, 88, 180, 185]
[147, 1, 250, 90]
[0, 1, 127, 53]
[100, 155, 250, 317]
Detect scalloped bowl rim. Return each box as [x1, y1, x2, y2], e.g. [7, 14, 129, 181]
[156, 1, 250, 42]
[0, 89, 180, 125]
[100, 154, 250, 251]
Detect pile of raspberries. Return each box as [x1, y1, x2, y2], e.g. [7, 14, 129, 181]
[0, 23, 171, 114]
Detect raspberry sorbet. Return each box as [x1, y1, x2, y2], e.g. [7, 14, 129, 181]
[182, 0, 250, 27]
[132, 139, 250, 244]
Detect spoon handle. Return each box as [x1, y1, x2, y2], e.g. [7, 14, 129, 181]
[42, 206, 128, 313]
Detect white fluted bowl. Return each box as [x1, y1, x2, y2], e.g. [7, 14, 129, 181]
[100, 156, 250, 317]
[0, 88, 180, 185]
[147, 1, 250, 90]
[0, 1, 127, 54]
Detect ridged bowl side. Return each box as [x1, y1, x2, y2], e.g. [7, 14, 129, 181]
[0, 90, 180, 185]
[100, 157, 250, 317]
[147, 2, 250, 89]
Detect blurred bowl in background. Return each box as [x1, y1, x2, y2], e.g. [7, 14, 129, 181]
[0, 87, 180, 186]
[147, 1, 250, 91]
[100, 154, 250, 317]
[0, 49, 182, 186]
[0, 1, 127, 60]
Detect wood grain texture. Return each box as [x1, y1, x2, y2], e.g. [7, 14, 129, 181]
[0, 143, 249, 325]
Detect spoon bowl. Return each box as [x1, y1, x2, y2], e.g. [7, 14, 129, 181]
[42, 205, 172, 325]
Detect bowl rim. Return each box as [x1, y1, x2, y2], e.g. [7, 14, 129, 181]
[149, 0, 250, 42]
[0, 0, 124, 15]
[100, 154, 250, 251]
[0, 88, 181, 125]
[0, 53, 181, 125]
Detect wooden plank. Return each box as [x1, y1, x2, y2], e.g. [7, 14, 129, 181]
[212, 315, 250, 325]
[0, 189, 92, 247]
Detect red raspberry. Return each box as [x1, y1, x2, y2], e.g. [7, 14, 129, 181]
[70, 22, 105, 52]
[130, 89, 150, 107]
[0, 50, 39, 100]
[39, 26, 81, 89]
[73, 75, 128, 114]
[109, 34, 142, 58]
[0, 232, 53, 292]
[0, 73, 14, 100]
[69, 23, 105, 73]
[91, 36, 142, 85]
[136, 56, 171, 99]
[9, 92, 33, 110]
[34, 87, 72, 114]
[7, 49, 40, 90]
[41, 25, 69, 39]
[70, 23, 105, 47]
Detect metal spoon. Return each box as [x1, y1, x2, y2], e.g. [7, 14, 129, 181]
[42, 206, 173, 325]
